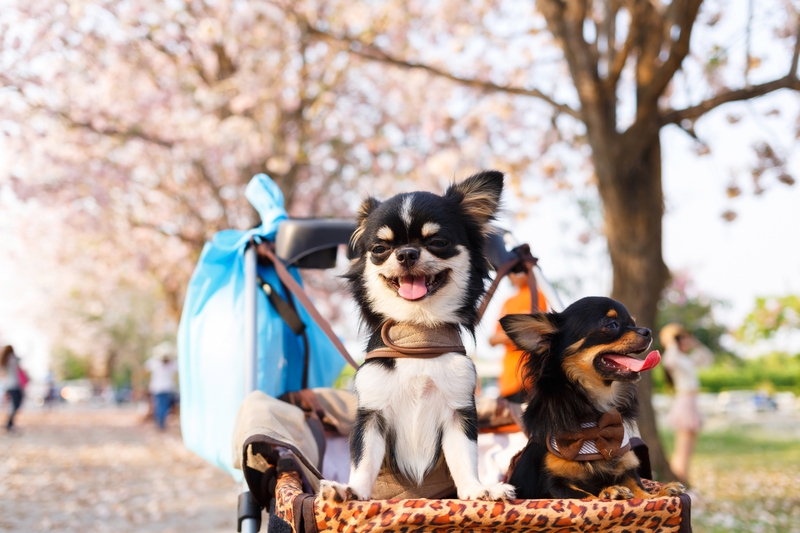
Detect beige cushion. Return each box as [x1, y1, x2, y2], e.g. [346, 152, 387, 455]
[371, 457, 456, 499]
[232, 389, 526, 499]
[231, 390, 321, 490]
[307, 388, 358, 436]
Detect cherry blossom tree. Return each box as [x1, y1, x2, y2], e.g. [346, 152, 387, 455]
[0, 0, 464, 374]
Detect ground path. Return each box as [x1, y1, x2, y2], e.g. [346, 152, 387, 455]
[0, 405, 239, 533]
[4, 399, 800, 533]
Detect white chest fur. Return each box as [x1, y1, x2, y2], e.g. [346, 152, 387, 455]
[354, 353, 477, 484]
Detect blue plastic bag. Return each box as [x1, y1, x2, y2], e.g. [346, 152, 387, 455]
[178, 174, 346, 478]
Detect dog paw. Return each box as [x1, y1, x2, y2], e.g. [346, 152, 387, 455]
[318, 480, 360, 502]
[598, 485, 635, 500]
[458, 482, 515, 501]
[486, 482, 516, 500]
[655, 482, 686, 497]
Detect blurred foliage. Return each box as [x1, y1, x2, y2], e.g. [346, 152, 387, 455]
[655, 272, 731, 356]
[654, 292, 800, 394]
[56, 349, 92, 381]
[333, 363, 356, 391]
[654, 352, 800, 394]
[80, 284, 175, 379]
[50, 285, 175, 383]
[698, 352, 800, 393]
[651, 365, 671, 393]
[112, 365, 134, 390]
[736, 294, 800, 343]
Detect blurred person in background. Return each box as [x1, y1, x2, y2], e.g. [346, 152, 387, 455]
[144, 342, 178, 431]
[44, 369, 57, 408]
[488, 271, 547, 403]
[660, 323, 714, 486]
[1, 345, 27, 433]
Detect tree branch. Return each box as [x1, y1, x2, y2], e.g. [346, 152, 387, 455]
[604, 0, 619, 72]
[192, 160, 232, 229]
[791, 12, 800, 77]
[303, 25, 582, 120]
[605, 3, 640, 90]
[661, 75, 800, 125]
[641, 0, 703, 106]
[539, 0, 614, 145]
[674, 121, 706, 146]
[744, 0, 755, 84]
[129, 220, 207, 247]
[0, 74, 176, 148]
[54, 110, 175, 148]
[141, 34, 211, 86]
[556, 0, 605, 108]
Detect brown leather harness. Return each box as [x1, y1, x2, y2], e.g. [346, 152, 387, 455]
[364, 320, 466, 360]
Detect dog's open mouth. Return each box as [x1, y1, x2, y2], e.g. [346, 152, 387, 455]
[595, 350, 661, 376]
[384, 270, 450, 301]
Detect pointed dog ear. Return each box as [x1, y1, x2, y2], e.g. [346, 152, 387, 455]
[445, 170, 503, 227]
[499, 313, 557, 353]
[350, 197, 380, 250]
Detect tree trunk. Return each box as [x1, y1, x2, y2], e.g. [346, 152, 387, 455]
[105, 349, 118, 381]
[596, 129, 675, 481]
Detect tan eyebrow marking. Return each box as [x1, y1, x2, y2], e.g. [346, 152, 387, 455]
[421, 222, 441, 238]
[377, 226, 394, 241]
[606, 310, 618, 318]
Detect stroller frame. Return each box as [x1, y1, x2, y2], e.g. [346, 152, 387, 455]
[239, 218, 360, 532]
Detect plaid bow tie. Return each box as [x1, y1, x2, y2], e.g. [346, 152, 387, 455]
[555, 410, 626, 461]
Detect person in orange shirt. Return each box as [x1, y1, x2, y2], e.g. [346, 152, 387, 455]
[488, 271, 547, 403]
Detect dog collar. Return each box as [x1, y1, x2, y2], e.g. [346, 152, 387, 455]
[364, 320, 466, 360]
[546, 410, 631, 462]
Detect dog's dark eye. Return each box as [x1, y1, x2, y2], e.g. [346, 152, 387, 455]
[371, 245, 388, 255]
[428, 238, 449, 248]
[606, 320, 619, 330]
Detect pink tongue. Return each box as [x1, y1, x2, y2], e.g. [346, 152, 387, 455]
[398, 275, 428, 300]
[605, 350, 661, 372]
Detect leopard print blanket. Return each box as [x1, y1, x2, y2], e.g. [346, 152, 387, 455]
[274, 471, 691, 533]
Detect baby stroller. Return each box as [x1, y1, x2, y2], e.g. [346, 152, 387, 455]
[179, 175, 692, 533]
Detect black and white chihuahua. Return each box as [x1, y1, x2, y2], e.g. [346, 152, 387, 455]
[319, 171, 515, 502]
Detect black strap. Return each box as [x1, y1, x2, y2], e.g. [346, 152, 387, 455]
[256, 241, 360, 370]
[258, 275, 311, 388]
[278, 279, 311, 389]
[259, 277, 306, 336]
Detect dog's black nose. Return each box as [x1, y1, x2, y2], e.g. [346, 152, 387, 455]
[395, 247, 420, 266]
[635, 327, 652, 339]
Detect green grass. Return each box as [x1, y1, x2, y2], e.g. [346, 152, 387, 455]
[660, 425, 800, 533]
